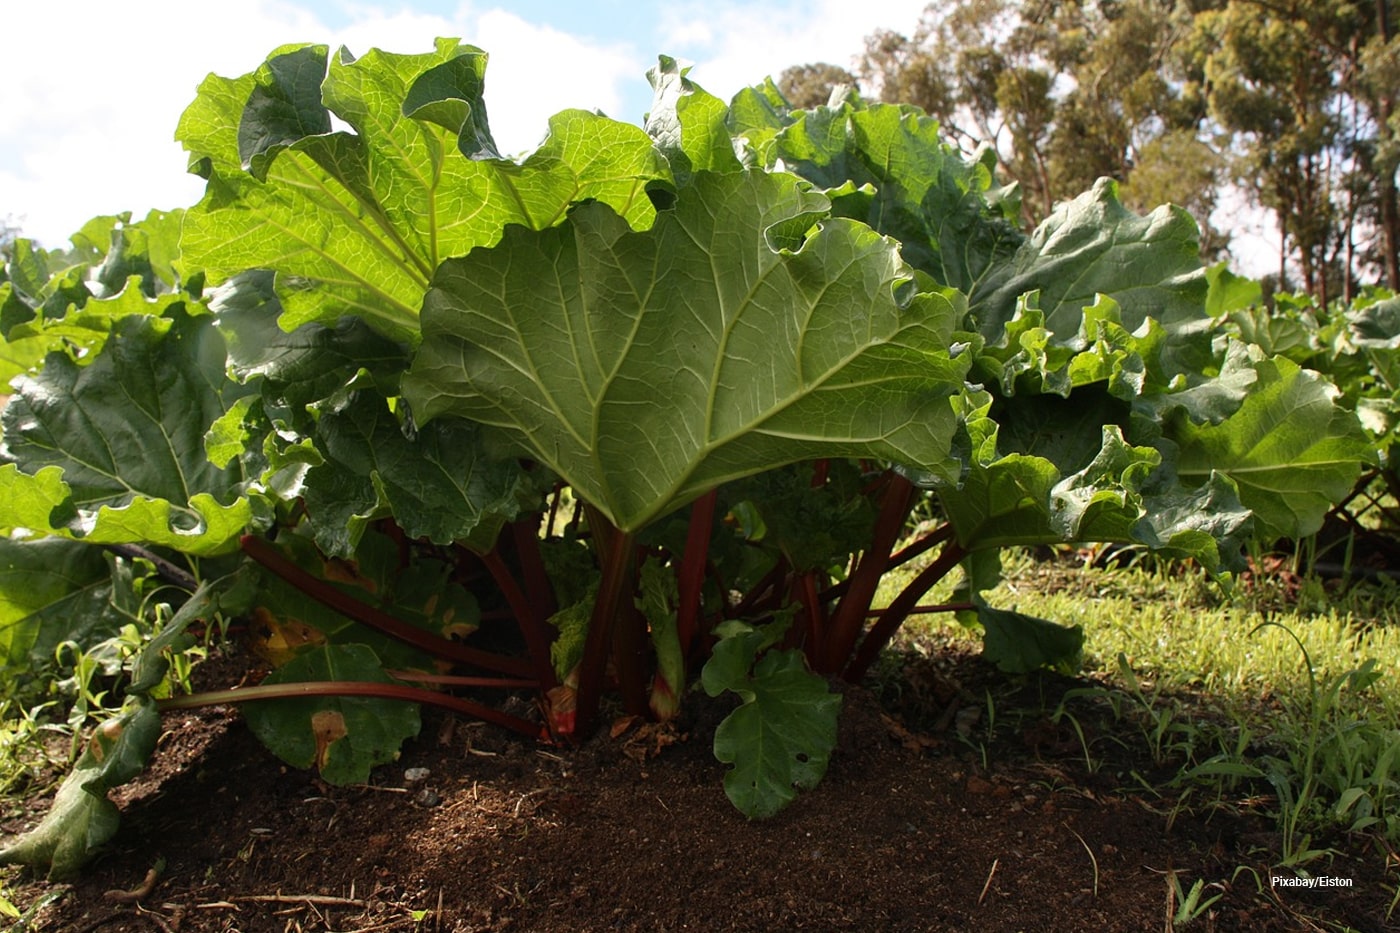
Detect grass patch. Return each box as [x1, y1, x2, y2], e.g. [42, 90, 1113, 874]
[882, 546, 1400, 865]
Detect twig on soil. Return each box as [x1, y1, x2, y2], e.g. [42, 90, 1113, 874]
[231, 894, 370, 908]
[138, 909, 177, 933]
[1065, 824, 1100, 897]
[978, 858, 999, 906]
[76, 909, 174, 933]
[102, 858, 166, 904]
[513, 789, 546, 817]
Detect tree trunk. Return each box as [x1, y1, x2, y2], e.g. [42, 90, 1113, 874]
[1377, 0, 1400, 289]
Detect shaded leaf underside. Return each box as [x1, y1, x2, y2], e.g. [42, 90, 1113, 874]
[406, 170, 969, 532]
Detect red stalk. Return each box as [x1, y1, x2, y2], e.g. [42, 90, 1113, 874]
[479, 548, 560, 692]
[612, 589, 650, 718]
[157, 679, 544, 738]
[861, 602, 974, 618]
[572, 508, 636, 737]
[384, 670, 538, 689]
[511, 517, 559, 623]
[821, 472, 915, 673]
[730, 556, 791, 619]
[819, 523, 954, 604]
[676, 489, 718, 654]
[240, 535, 533, 679]
[790, 571, 826, 656]
[843, 538, 968, 683]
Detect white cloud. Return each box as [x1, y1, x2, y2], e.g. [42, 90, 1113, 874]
[1213, 189, 1283, 279]
[473, 11, 642, 154]
[1, 1, 328, 246]
[656, 0, 929, 99]
[0, 1, 641, 247]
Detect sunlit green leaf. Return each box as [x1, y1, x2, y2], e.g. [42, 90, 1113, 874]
[406, 170, 968, 532]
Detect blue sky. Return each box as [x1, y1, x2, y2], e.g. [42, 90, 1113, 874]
[1, 0, 1279, 272]
[1, 0, 932, 247]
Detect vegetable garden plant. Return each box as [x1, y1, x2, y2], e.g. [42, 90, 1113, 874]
[0, 39, 1377, 878]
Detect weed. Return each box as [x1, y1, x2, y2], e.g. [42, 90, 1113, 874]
[1166, 872, 1225, 929]
[1251, 621, 1394, 864]
[892, 548, 1400, 861]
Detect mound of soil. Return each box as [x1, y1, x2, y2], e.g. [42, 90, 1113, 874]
[5, 646, 1394, 932]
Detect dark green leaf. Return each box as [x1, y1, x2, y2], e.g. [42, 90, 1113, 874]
[768, 101, 1023, 295]
[977, 603, 1083, 674]
[1170, 356, 1374, 539]
[1, 313, 252, 555]
[243, 644, 420, 785]
[0, 700, 160, 878]
[301, 391, 532, 556]
[970, 179, 1210, 371]
[710, 648, 840, 819]
[0, 538, 123, 673]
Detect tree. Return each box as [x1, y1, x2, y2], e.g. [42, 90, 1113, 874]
[1358, 3, 1400, 289]
[846, 0, 1230, 256]
[777, 62, 859, 109]
[1184, 1, 1400, 301]
[0, 216, 19, 265]
[829, 0, 1400, 295]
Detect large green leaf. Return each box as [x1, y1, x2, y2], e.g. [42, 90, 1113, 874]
[1169, 355, 1374, 539]
[243, 644, 421, 785]
[644, 56, 743, 184]
[178, 40, 671, 342]
[753, 99, 1023, 296]
[969, 179, 1210, 367]
[405, 169, 969, 532]
[301, 391, 533, 556]
[0, 538, 123, 672]
[210, 270, 411, 412]
[938, 388, 1252, 573]
[0, 313, 252, 555]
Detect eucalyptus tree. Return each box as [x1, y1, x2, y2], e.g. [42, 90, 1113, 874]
[848, 0, 1227, 251]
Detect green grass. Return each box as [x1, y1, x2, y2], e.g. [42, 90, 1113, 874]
[881, 545, 1400, 865]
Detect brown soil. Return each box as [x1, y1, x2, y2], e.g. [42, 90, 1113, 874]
[4, 643, 1396, 933]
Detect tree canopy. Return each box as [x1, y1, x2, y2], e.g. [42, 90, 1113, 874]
[806, 0, 1399, 297]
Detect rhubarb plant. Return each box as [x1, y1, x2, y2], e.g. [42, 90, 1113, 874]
[0, 40, 1378, 876]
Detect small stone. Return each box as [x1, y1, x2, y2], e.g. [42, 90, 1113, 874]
[404, 767, 431, 786]
[414, 788, 442, 807]
[954, 707, 982, 737]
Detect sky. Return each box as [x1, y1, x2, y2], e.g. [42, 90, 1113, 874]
[1, 0, 929, 247]
[0, 0, 1279, 274]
